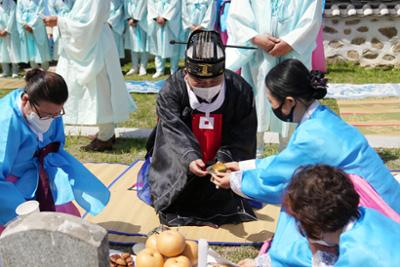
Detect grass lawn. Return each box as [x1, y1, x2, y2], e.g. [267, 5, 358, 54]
[326, 62, 400, 84]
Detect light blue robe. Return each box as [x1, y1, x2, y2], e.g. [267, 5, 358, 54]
[124, 0, 148, 53]
[226, 0, 322, 135]
[56, 0, 136, 125]
[16, 0, 51, 63]
[108, 0, 125, 58]
[241, 105, 400, 214]
[269, 208, 400, 266]
[0, 90, 110, 225]
[0, 0, 22, 63]
[182, 0, 216, 41]
[147, 0, 181, 59]
[47, 0, 75, 60]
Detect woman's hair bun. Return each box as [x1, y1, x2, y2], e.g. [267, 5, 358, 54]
[310, 70, 328, 100]
[24, 68, 45, 83]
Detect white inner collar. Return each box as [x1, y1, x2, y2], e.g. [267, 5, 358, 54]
[185, 78, 226, 114]
[300, 100, 320, 124]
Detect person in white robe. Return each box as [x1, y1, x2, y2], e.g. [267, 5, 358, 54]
[181, 0, 216, 42]
[16, 0, 51, 70]
[47, 0, 75, 60]
[108, 0, 126, 59]
[43, 0, 136, 152]
[124, 0, 148, 76]
[0, 0, 21, 78]
[226, 0, 322, 156]
[147, 0, 181, 78]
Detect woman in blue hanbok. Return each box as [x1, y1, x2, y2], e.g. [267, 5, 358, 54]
[0, 0, 21, 78]
[108, 0, 126, 59]
[124, 0, 148, 76]
[211, 59, 400, 215]
[0, 69, 110, 234]
[226, 0, 323, 156]
[47, 0, 75, 60]
[147, 0, 181, 78]
[238, 165, 400, 267]
[16, 0, 51, 69]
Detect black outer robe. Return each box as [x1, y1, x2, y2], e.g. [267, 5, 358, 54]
[147, 69, 258, 226]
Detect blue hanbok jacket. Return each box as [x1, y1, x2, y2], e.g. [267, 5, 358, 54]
[269, 207, 400, 266]
[0, 90, 110, 225]
[242, 105, 400, 214]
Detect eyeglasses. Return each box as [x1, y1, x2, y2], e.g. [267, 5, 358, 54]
[31, 103, 65, 120]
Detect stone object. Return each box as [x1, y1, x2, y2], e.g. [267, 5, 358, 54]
[0, 212, 109, 267]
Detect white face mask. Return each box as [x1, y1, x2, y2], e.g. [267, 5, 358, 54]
[192, 83, 223, 102]
[26, 111, 53, 134]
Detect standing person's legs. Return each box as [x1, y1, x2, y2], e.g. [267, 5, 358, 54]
[126, 51, 139, 75]
[153, 56, 165, 78]
[81, 68, 116, 152]
[139, 52, 148, 76]
[11, 63, 19, 78]
[170, 55, 179, 75]
[30, 61, 39, 69]
[97, 123, 116, 142]
[0, 63, 11, 77]
[41, 61, 49, 70]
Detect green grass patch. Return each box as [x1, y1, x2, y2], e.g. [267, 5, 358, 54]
[118, 93, 158, 129]
[326, 62, 400, 84]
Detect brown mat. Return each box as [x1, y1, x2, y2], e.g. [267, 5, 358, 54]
[0, 78, 25, 89]
[82, 162, 280, 245]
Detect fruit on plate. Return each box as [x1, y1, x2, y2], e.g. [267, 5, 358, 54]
[156, 230, 186, 257]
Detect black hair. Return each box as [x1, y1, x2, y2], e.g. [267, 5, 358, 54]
[283, 165, 360, 240]
[265, 59, 328, 102]
[24, 68, 68, 105]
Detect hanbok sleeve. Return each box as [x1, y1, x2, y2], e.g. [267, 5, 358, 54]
[0, 116, 26, 225]
[45, 118, 110, 215]
[133, 0, 147, 21]
[181, 0, 191, 31]
[161, 0, 179, 21]
[199, 0, 217, 30]
[241, 124, 339, 204]
[5, 3, 16, 34]
[225, 0, 258, 71]
[57, 0, 109, 61]
[279, 0, 322, 55]
[108, 1, 125, 35]
[147, 0, 157, 20]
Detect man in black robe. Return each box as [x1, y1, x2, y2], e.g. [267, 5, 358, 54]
[147, 30, 257, 226]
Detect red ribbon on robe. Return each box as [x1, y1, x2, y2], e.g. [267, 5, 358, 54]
[192, 114, 223, 163]
[34, 142, 60, 212]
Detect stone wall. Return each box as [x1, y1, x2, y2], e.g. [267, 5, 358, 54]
[324, 16, 400, 67]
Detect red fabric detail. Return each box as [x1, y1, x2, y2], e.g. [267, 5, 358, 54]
[35, 142, 60, 212]
[192, 114, 223, 163]
[5, 175, 18, 183]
